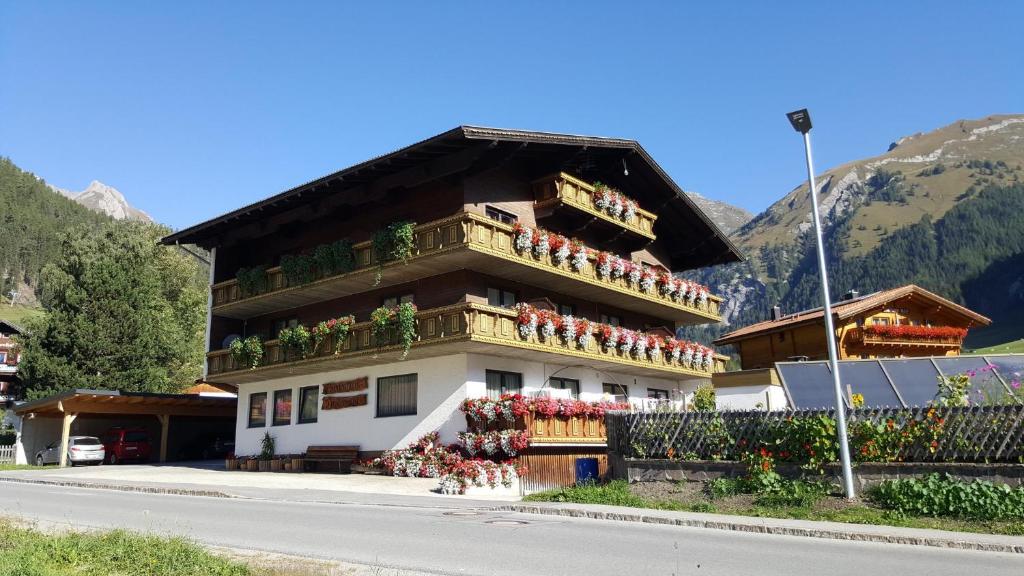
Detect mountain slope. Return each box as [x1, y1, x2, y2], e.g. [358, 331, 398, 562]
[686, 191, 752, 235]
[48, 180, 152, 222]
[685, 114, 1024, 348]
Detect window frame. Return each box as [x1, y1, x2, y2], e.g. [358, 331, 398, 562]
[647, 388, 669, 400]
[487, 287, 517, 308]
[376, 373, 418, 418]
[485, 369, 523, 400]
[248, 392, 267, 428]
[557, 303, 576, 317]
[602, 382, 629, 399]
[548, 376, 580, 399]
[485, 205, 518, 225]
[382, 293, 415, 308]
[272, 389, 292, 427]
[600, 314, 621, 327]
[271, 318, 299, 340]
[297, 385, 319, 424]
[0, 351, 6, 363]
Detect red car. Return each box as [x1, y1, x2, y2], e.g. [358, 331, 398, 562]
[102, 427, 153, 464]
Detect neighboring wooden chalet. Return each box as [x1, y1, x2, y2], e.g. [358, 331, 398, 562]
[0, 320, 24, 402]
[161, 126, 741, 469]
[711, 285, 991, 409]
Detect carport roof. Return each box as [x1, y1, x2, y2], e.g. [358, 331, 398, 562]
[14, 389, 237, 418]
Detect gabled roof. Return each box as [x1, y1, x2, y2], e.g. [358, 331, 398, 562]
[0, 320, 25, 336]
[714, 285, 991, 346]
[160, 125, 743, 270]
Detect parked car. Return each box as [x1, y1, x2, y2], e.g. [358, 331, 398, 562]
[102, 427, 153, 464]
[175, 434, 235, 461]
[35, 436, 105, 466]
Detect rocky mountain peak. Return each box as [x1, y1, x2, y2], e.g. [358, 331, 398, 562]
[47, 180, 152, 222]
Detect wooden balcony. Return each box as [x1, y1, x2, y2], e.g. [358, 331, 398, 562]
[846, 328, 963, 349]
[532, 173, 658, 242]
[209, 213, 722, 324]
[523, 411, 607, 445]
[207, 303, 722, 384]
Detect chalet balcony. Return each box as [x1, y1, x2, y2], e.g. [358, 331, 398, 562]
[847, 326, 966, 349]
[206, 303, 724, 384]
[209, 213, 722, 324]
[532, 173, 657, 243]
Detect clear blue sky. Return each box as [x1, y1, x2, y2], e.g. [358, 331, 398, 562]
[2, 2, 1021, 230]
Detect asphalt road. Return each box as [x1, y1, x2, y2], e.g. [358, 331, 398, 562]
[3, 482, 1023, 576]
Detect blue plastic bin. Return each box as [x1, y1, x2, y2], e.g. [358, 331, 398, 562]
[575, 457, 599, 485]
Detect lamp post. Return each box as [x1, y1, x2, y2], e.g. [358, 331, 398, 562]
[786, 108, 856, 499]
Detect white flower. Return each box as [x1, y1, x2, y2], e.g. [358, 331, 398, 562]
[640, 273, 655, 293]
[698, 289, 709, 307]
[603, 327, 619, 351]
[683, 346, 695, 367]
[611, 257, 627, 279]
[541, 319, 556, 341]
[623, 200, 637, 221]
[649, 339, 661, 360]
[553, 242, 570, 265]
[619, 330, 635, 354]
[533, 232, 550, 257]
[597, 257, 612, 279]
[596, 189, 612, 211]
[514, 226, 533, 253]
[561, 315, 576, 344]
[670, 346, 681, 363]
[628, 266, 641, 285]
[702, 351, 714, 371]
[576, 321, 592, 348]
[611, 195, 624, 218]
[632, 336, 647, 358]
[570, 247, 588, 271]
[518, 312, 538, 339]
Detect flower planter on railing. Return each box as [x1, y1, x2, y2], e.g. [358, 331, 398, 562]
[532, 173, 657, 241]
[523, 411, 607, 444]
[849, 326, 966, 347]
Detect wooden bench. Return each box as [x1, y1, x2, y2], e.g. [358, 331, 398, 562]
[304, 445, 359, 473]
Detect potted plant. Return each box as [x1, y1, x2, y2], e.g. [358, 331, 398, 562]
[245, 457, 258, 472]
[258, 431, 275, 472]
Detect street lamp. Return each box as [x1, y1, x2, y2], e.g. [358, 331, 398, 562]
[786, 108, 856, 500]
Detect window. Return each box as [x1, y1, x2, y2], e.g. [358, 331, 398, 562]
[485, 206, 518, 225]
[383, 293, 415, 308]
[558, 303, 575, 317]
[603, 383, 628, 399]
[298, 386, 319, 424]
[377, 373, 417, 417]
[487, 287, 517, 308]
[486, 370, 522, 400]
[272, 318, 299, 339]
[0, 352, 6, 363]
[647, 388, 669, 400]
[125, 431, 149, 442]
[549, 377, 580, 398]
[872, 317, 890, 326]
[273, 389, 292, 426]
[248, 392, 267, 428]
[600, 314, 621, 327]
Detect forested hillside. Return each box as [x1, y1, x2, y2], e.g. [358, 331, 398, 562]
[684, 115, 1024, 349]
[0, 157, 108, 303]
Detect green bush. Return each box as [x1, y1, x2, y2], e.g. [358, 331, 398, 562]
[228, 335, 263, 370]
[278, 325, 312, 359]
[280, 254, 314, 286]
[371, 221, 416, 284]
[872, 474, 1024, 520]
[754, 480, 830, 508]
[691, 384, 716, 412]
[235, 266, 268, 297]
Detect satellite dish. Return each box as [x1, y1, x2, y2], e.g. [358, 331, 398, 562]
[222, 334, 242, 349]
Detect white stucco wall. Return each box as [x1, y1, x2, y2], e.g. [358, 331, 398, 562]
[715, 385, 789, 411]
[234, 352, 697, 457]
[234, 353, 469, 456]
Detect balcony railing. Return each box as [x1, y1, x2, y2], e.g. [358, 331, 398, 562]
[207, 303, 723, 384]
[209, 213, 722, 323]
[532, 173, 658, 241]
[847, 327, 964, 348]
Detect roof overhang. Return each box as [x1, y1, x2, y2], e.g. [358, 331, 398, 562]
[13, 389, 237, 418]
[161, 125, 743, 271]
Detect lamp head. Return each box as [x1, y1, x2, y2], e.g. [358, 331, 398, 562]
[786, 109, 812, 134]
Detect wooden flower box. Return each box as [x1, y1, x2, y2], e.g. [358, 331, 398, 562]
[523, 411, 607, 445]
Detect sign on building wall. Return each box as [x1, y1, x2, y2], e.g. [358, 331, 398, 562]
[321, 376, 369, 410]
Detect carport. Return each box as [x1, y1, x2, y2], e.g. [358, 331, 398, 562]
[14, 389, 236, 467]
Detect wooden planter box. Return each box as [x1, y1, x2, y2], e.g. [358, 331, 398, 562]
[258, 460, 271, 472]
[225, 458, 239, 471]
[245, 459, 258, 471]
[524, 412, 607, 444]
[270, 459, 283, 472]
[291, 457, 305, 472]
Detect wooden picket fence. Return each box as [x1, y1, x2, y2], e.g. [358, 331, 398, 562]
[607, 405, 1024, 464]
[0, 444, 14, 465]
